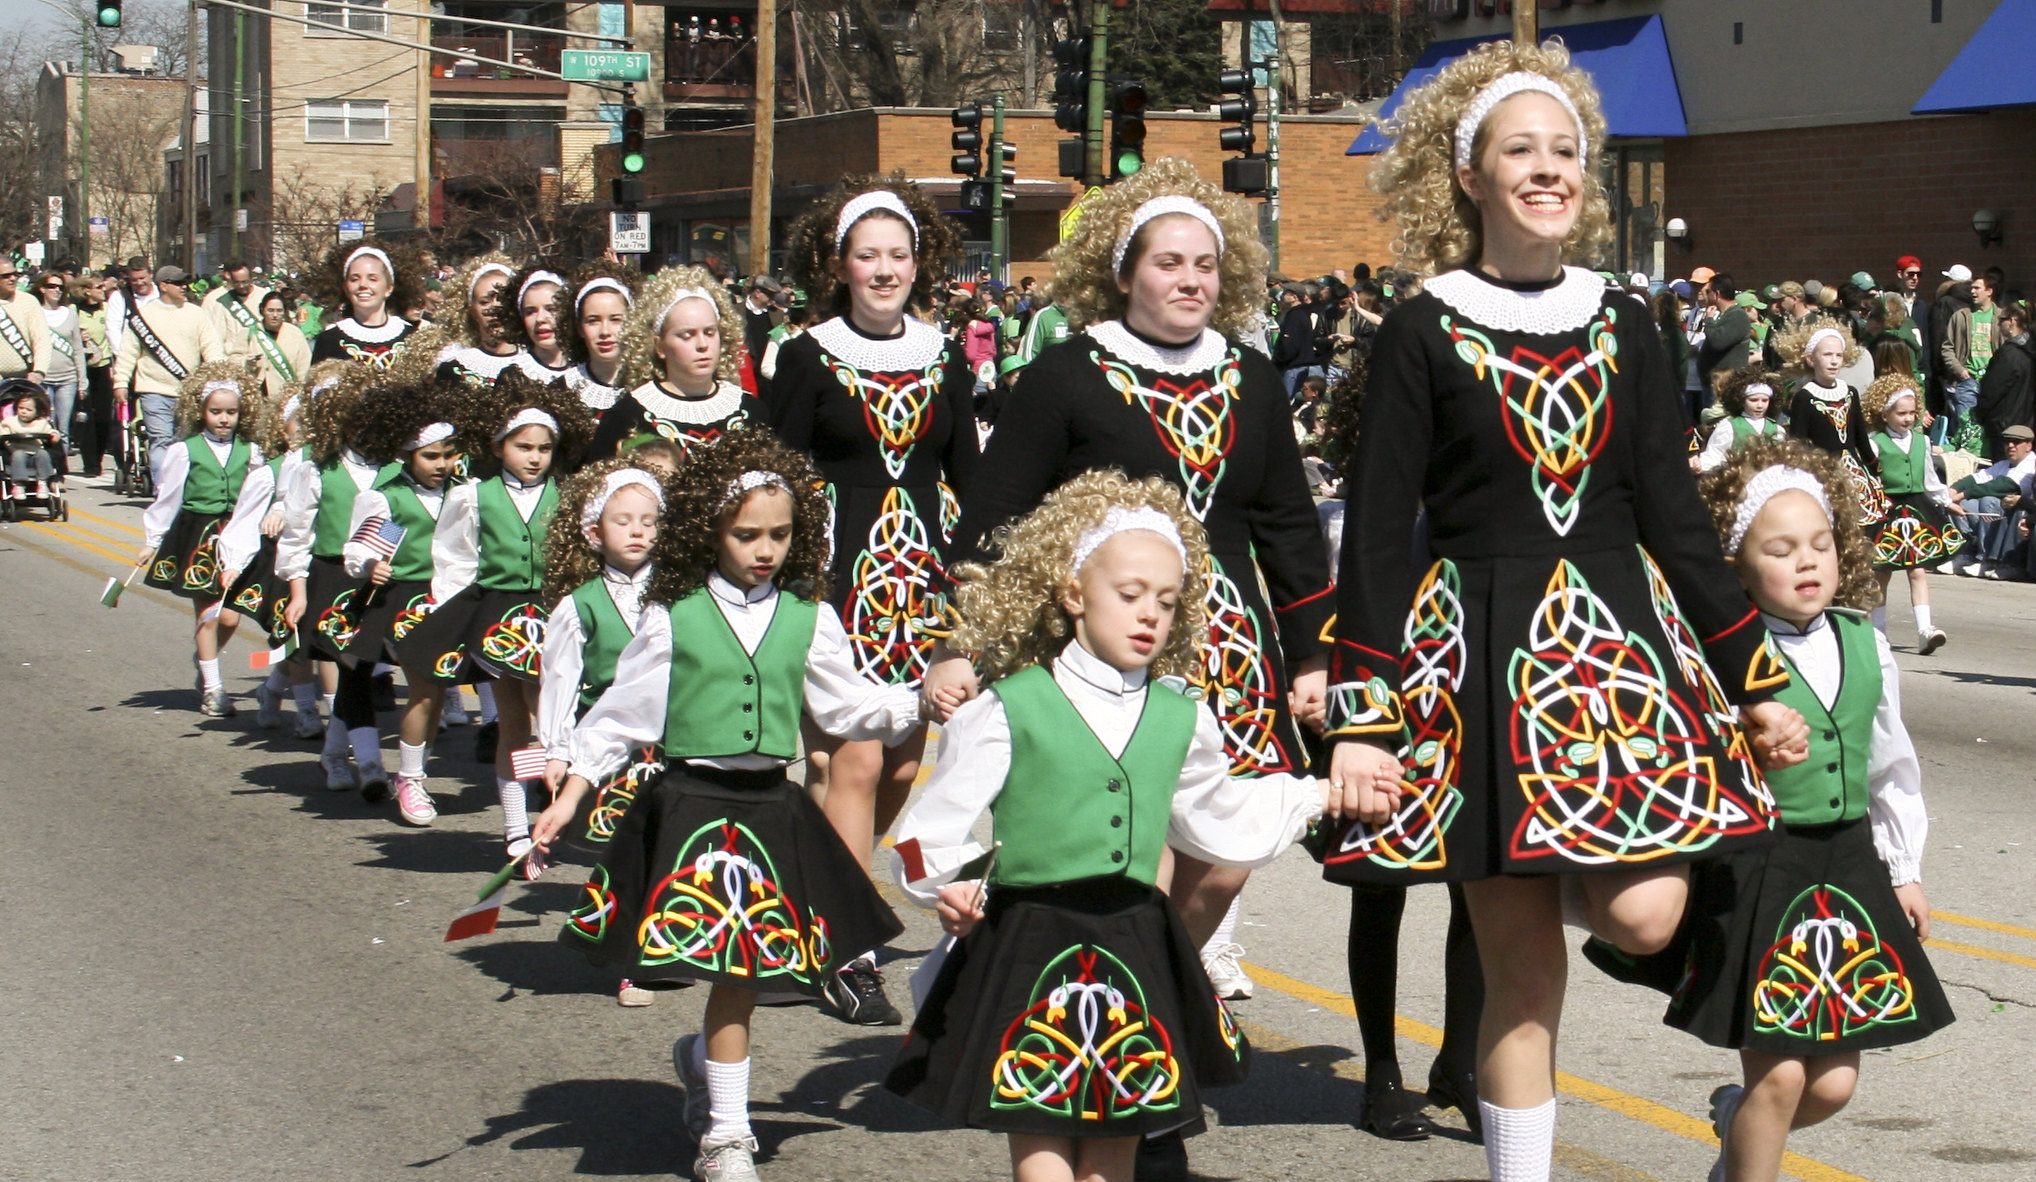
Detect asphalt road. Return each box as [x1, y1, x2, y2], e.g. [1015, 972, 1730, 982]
[5, 479, 2034, 1182]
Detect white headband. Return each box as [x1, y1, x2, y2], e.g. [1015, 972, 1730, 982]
[1886, 387, 1919, 407]
[281, 395, 303, 421]
[1071, 506, 1189, 575]
[722, 469, 791, 509]
[1453, 72, 1588, 170]
[1804, 327, 1846, 357]
[656, 286, 718, 332]
[517, 270, 565, 308]
[1743, 383, 1774, 399]
[1726, 465, 1834, 554]
[344, 246, 393, 279]
[199, 379, 241, 400]
[1111, 196, 1226, 274]
[307, 375, 341, 399]
[575, 277, 635, 315]
[468, 262, 512, 299]
[580, 469, 666, 543]
[494, 407, 560, 442]
[403, 421, 455, 451]
[834, 191, 918, 252]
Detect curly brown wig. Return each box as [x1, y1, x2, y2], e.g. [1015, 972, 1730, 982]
[541, 457, 675, 604]
[488, 261, 572, 353]
[949, 471, 1211, 684]
[173, 362, 266, 441]
[617, 265, 745, 389]
[643, 429, 832, 609]
[786, 174, 961, 320]
[1861, 373, 1925, 432]
[1367, 38, 1613, 277]
[1696, 435, 1878, 611]
[298, 361, 370, 464]
[1316, 357, 1370, 472]
[1713, 367, 1784, 418]
[341, 370, 459, 467]
[312, 238, 424, 325]
[455, 368, 597, 470]
[550, 261, 645, 368]
[439, 252, 518, 349]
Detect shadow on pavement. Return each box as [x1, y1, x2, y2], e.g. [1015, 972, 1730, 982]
[1202, 1040, 1369, 1129]
[426, 1077, 693, 1174]
[356, 826, 510, 876]
[778, 1031, 943, 1135]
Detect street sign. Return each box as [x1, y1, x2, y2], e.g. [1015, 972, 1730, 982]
[24, 242, 45, 264]
[609, 210, 650, 255]
[89, 216, 109, 236]
[48, 196, 64, 218]
[562, 50, 650, 83]
[1059, 186, 1103, 243]
[235, 208, 248, 232]
[338, 219, 365, 243]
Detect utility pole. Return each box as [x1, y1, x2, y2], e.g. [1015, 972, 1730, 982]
[183, 0, 200, 271]
[414, 0, 431, 238]
[989, 95, 1007, 279]
[1264, 55, 1281, 271]
[230, 5, 243, 261]
[749, 0, 776, 276]
[1083, 1, 1109, 188]
[1514, 4, 1538, 45]
[79, 13, 91, 268]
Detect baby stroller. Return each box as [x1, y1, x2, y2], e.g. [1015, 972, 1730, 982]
[112, 398, 153, 499]
[0, 380, 68, 522]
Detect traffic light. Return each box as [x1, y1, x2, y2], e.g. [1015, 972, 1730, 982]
[1052, 37, 1090, 179]
[619, 102, 646, 174]
[611, 176, 644, 207]
[1109, 83, 1147, 181]
[950, 102, 984, 177]
[995, 140, 1017, 189]
[95, 0, 122, 28]
[1218, 68, 1268, 195]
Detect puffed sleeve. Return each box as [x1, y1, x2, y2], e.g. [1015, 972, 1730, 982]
[1238, 350, 1334, 663]
[1697, 420, 1736, 472]
[217, 451, 274, 574]
[141, 442, 192, 549]
[1866, 628, 1928, 886]
[888, 689, 1009, 909]
[1168, 704, 1324, 868]
[763, 335, 820, 448]
[274, 458, 322, 581]
[568, 607, 671, 784]
[340, 488, 393, 578]
[803, 607, 924, 744]
[1625, 310, 1786, 707]
[429, 482, 480, 604]
[536, 596, 586, 761]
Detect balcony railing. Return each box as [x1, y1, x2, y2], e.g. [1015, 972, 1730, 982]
[431, 31, 565, 81]
[666, 33, 755, 87]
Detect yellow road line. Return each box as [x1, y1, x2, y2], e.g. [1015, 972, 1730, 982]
[1936, 910, 2036, 942]
[67, 505, 143, 537]
[43, 514, 141, 554]
[19, 520, 139, 567]
[1930, 937, 2036, 972]
[7, 523, 180, 612]
[1241, 959, 1873, 1182]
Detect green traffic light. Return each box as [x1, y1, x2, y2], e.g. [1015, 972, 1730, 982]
[96, 4, 122, 27]
[621, 151, 645, 173]
[1115, 152, 1143, 179]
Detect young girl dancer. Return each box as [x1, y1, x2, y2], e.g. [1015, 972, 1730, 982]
[886, 471, 1332, 1182]
[554, 262, 641, 427]
[530, 430, 924, 1182]
[493, 263, 574, 385]
[339, 379, 461, 826]
[1594, 437, 1952, 1182]
[1696, 369, 1784, 473]
[1320, 42, 1810, 1181]
[139, 363, 271, 716]
[586, 266, 763, 463]
[234, 382, 323, 737]
[399, 372, 592, 861]
[1776, 318, 1888, 527]
[1862, 375, 1963, 654]
[773, 180, 976, 1025]
[310, 240, 419, 368]
[428, 254, 522, 388]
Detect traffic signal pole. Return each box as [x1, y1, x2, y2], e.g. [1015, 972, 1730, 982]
[1265, 59, 1280, 271]
[1084, 3, 1109, 188]
[990, 95, 1007, 278]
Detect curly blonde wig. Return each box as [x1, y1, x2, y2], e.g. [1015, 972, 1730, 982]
[439, 252, 518, 350]
[258, 376, 308, 459]
[550, 261, 646, 368]
[488, 261, 570, 353]
[1042, 157, 1269, 339]
[541, 456, 675, 604]
[1368, 39, 1613, 277]
[616, 265, 745, 389]
[1713, 367, 1784, 418]
[173, 362, 266, 441]
[1861, 373, 1925, 432]
[312, 237, 423, 324]
[1696, 436, 1878, 611]
[457, 369, 597, 468]
[950, 470, 1212, 685]
[643, 428, 832, 608]
[1769, 315, 1862, 377]
[786, 174, 962, 319]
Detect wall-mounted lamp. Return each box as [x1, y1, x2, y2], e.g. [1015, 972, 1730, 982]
[1665, 217, 1692, 252]
[1973, 209, 2003, 248]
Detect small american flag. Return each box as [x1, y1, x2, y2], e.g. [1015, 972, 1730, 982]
[349, 516, 407, 561]
[509, 745, 552, 782]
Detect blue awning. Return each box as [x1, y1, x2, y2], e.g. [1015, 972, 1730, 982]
[1347, 15, 1685, 155]
[1914, 0, 2036, 114]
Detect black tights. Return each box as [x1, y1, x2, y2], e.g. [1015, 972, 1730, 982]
[332, 660, 376, 729]
[1345, 881, 1482, 1083]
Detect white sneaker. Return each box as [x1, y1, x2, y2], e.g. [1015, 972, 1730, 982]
[1918, 627, 1948, 656]
[321, 753, 356, 792]
[1707, 1083, 1743, 1182]
[1202, 941, 1254, 1001]
[442, 692, 470, 727]
[693, 1134, 761, 1182]
[253, 682, 284, 729]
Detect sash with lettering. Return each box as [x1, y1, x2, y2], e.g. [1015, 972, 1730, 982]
[0, 303, 33, 373]
[223, 294, 294, 383]
[128, 306, 190, 381]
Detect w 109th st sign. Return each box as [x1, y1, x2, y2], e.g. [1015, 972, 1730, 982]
[562, 50, 650, 83]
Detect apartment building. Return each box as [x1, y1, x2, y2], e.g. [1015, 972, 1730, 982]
[34, 63, 191, 270]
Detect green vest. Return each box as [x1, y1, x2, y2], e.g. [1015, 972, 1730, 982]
[661, 587, 818, 760]
[1761, 612, 1881, 826]
[1873, 430, 1927, 495]
[311, 460, 366, 559]
[569, 578, 634, 717]
[182, 436, 251, 515]
[1730, 416, 1778, 446]
[372, 463, 441, 583]
[474, 476, 558, 591]
[989, 664, 1198, 888]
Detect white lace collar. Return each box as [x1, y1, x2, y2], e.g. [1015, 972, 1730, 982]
[341, 448, 377, 472]
[570, 364, 622, 409]
[1086, 319, 1230, 376]
[1421, 266, 1608, 335]
[628, 380, 746, 424]
[1804, 379, 1849, 404]
[707, 569, 776, 607]
[1054, 639, 1147, 696]
[334, 316, 408, 343]
[807, 315, 947, 373]
[513, 351, 572, 381]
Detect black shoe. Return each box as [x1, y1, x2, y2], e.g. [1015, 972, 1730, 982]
[370, 672, 398, 713]
[1427, 1064, 1483, 1142]
[820, 959, 902, 1026]
[360, 776, 391, 804]
[1133, 1129, 1189, 1182]
[1359, 1077, 1440, 1141]
[473, 720, 499, 763]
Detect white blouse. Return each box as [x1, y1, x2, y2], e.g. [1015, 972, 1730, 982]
[428, 472, 548, 604]
[889, 642, 1327, 909]
[142, 434, 272, 577]
[536, 563, 652, 761]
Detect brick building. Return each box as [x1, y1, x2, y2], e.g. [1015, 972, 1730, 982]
[34, 64, 189, 270]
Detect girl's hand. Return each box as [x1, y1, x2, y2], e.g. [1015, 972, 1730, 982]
[1894, 881, 1932, 941]
[1948, 500, 1970, 518]
[1289, 658, 1328, 734]
[925, 683, 969, 723]
[365, 558, 390, 587]
[543, 758, 568, 796]
[261, 508, 285, 538]
[920, 654, 980, 717]
[284, 588, 308, 629]
[1742, 700, 1811, 770]
[1326, 740, 1408, 825]
[135, 544, 155, 567]
[934, 880, 986, 938]
[529, 774, 591, 853]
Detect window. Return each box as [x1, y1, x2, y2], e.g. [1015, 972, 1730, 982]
[305, 99, 390, 143]
[307, 0, 388, 36]
[983, 5, 1021, 54]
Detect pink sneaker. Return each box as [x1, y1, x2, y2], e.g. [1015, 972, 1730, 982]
[393, 774, 437, 826]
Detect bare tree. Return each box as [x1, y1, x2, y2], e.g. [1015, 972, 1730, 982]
[0, 44, 46, 250]
[78, 82, 181, 263]
[430, 138, 604, 261]
[792, 0, 1049, 112]
[267, 163, 389, 277]
[35, 0, 205, 78]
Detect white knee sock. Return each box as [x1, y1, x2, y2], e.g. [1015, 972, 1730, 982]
[1203, 895, 1243, 956]
[197, 657, 222, 692]
[477, 682, 498, 724]
[1481, 1098, 1556, 1182]
[1869, 604, 1888, 632]
[1914, 604, 1933, 633]
[322, 714, 349, 759]
[349, 726, 384, 775]
[293, 682, 320, 712]
[498, 776, 529, 840]
[704, 1055, 753, 1142]
[398, 741, 427, 780]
